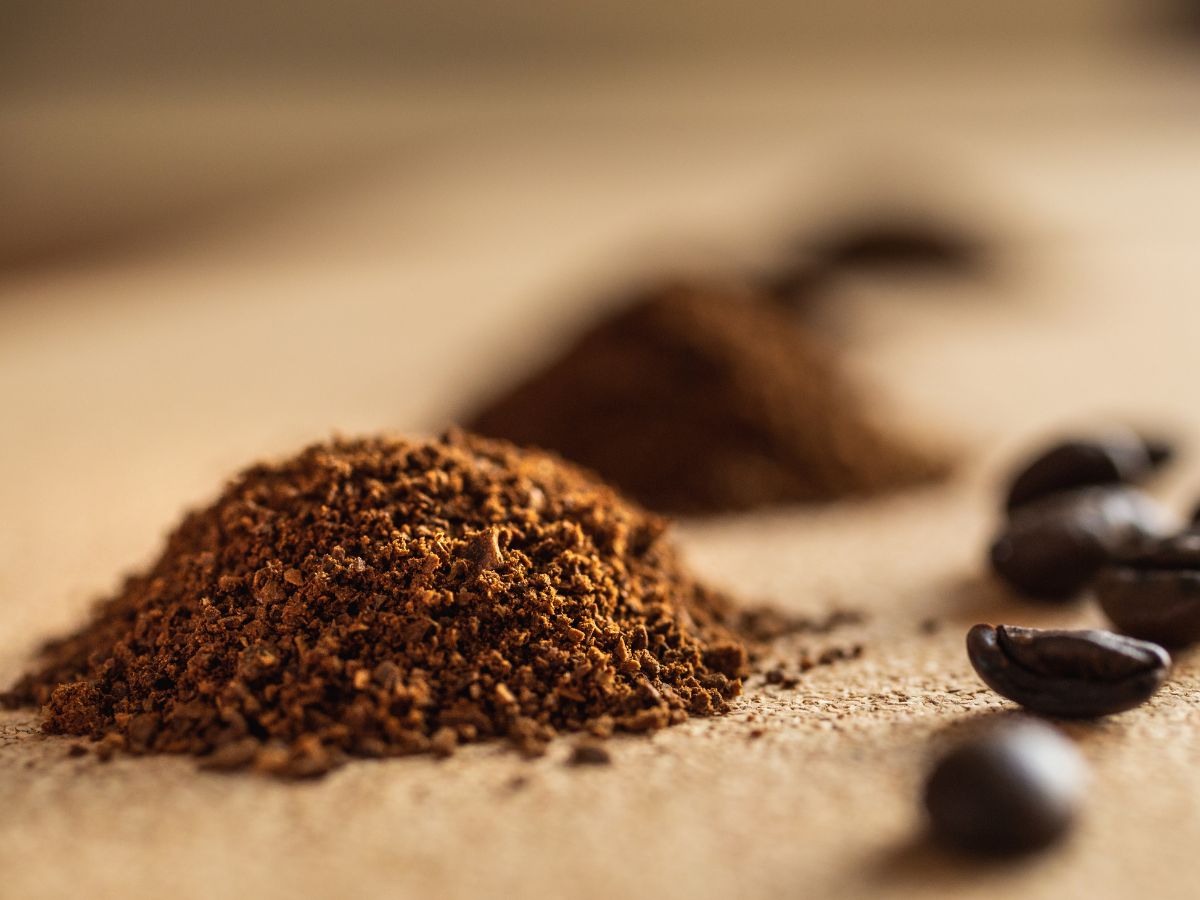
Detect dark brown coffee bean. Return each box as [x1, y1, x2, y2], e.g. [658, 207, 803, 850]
[1004, 430, 1170, 513]
[924, 720, 1085, 856]
[989, 487, 1172, 601]
[966, 624, 1170, 717]
[1096, 532, 1200, 646]
[808, 218, 988, 274]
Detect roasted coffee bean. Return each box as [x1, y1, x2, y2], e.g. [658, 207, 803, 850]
[807, 217, 988, 274]
[989, 486, 1173, 601]
[966, 624, 1170, 717]
[924, 720, 1086, 856]
[1096, 532, 1200, 646]
[1004, 430, 1171, 513]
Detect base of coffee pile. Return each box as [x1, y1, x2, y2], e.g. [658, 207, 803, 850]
[2, 432, 746, 777]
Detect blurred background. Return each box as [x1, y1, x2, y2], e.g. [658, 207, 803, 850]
[4, 0, 1199, 267]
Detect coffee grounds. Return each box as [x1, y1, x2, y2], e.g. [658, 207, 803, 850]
[3, 431, 745, 777]
[735, 604, 867, 686]
[466, 280, 951, 515]
[733, 606, 865, 645]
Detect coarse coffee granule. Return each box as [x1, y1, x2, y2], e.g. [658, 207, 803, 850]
[466, 279, 951, 515]
[4, 431, 745, 776]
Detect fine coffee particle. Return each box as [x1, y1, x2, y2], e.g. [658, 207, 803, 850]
[1096, 532, 1200, 647]
[966, 624, 1170, 718]
[763, 667, 801, 688]
[567, 741, 612, 766]
[1004, 430, 1172, 513]
[806, 644, 864, 670]
[755, 262, 832, 308]
[918, 618, 942, 635]
[924, 720, 1086, 856]
[735, 605, 866, 678]
[732, 606, 864, 644]
[466, 280, 952, 515]
[988, 486, 1173, 602]
[4, 432, 745, 777]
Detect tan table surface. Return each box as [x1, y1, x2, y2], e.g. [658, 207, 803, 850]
[4, 52, 1200, 900]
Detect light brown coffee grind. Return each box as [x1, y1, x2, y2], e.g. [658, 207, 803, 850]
[4, 431, 745, 776]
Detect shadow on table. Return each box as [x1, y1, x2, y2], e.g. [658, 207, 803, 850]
[867, 831, 1053, 892]
[937, 571, 1090, 630]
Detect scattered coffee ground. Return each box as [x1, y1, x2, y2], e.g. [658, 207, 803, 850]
[802, 643, 864, 671]
[918, 617, 942, 635]
[755, 261, 832, 309]
[466, 280, 951, 515]
[966, 624, 1170, 718]
[924, 720, 1086, 856]
[732, 606, 864, 645]
[739, 605, 866, 688]
[3, 431, 746, 777]
[566, 741, 612, 766]
[762, 643, 865, 688]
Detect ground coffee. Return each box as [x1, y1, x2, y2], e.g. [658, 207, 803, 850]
[3, 431, 746, 776]
[466, 280, 951, 514]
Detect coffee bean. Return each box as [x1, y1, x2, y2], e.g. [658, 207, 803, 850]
[1004, 430, 1171, 513]
[924, 720, 1086, 856]
[989, 487, 1173, 601]
[966, 624, 1170, 717]
[1096, 532, 1200, 646]
[808, 217, 989, 274]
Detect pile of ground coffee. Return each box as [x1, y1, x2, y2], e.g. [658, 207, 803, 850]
[467, 280, 950, 514]
[4, 431, 745, 776]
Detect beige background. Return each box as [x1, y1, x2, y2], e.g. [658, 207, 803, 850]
[4, 43, 1200, 900]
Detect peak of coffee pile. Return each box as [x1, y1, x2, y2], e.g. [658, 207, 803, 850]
[467, 280, 951, 515]
[5, 432, 745, 776]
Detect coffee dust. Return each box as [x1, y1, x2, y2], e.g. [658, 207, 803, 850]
[4, 431, 746, 777]
[466, 280, 952, 515]
[736, 604, 866, 689]
[566, 741, 612, 766]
